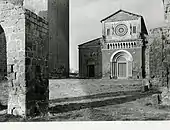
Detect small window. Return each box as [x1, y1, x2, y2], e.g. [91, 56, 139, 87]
[133, 26, 137, 33]
[11, 65, 14, 73]
[112, 27, 114, 35]
[107, 29, 110, 36]
[8, 64, 14, 73]
[107, 44, 109, 49]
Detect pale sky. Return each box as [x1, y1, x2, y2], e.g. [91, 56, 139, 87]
[70, 0, 165, 70]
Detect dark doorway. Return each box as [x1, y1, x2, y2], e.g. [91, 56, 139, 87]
[88, 65, 95, 78]
[118, 62, 127, 78]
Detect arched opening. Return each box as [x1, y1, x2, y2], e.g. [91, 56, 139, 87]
[107, 44, 109, 49]
[0, 25, 7, 81]
[110, 50, 133, 79]
[0, 25, 7, 109]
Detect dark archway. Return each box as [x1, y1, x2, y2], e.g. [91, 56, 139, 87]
[0, 24, 7, 109]
[0, 25, 7, 81]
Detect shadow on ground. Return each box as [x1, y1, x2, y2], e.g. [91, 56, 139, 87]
[49, 90, 160, 114]
[50, 90, 142, 103]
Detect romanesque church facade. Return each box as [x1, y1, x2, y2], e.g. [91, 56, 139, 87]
[79, 10, 149, 79]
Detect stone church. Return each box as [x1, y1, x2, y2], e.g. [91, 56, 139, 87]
[79, 9, 149, 79]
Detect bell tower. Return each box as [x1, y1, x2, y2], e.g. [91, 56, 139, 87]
[163, 0, 170, 23]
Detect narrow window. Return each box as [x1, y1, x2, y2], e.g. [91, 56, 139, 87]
[133, 26, 137, 33]
[107, 44, 110, 49]
[107, 29, 110, 36]
[11, 64, 14, 73]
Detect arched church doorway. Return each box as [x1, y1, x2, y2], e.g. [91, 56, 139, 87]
[110, 50, 133, 79]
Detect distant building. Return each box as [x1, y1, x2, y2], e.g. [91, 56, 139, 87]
[79, 10, 149, 79]
[48, 0, 69, 78]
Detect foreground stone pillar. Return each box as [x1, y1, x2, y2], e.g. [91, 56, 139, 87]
[0, 1, 49, 117]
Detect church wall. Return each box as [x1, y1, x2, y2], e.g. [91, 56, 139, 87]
[79, 47, 102, 79]
[79, 38, 102, 79]
[102, 47, 142, 79]
[103, 19, 141, 41]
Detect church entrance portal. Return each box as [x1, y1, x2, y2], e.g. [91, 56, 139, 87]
[110, 50, 133, 79]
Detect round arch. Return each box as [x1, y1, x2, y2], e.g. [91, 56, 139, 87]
[110, 50, 133, 62]
[0, 24, 7, 80]
[110, 50, 133, 79]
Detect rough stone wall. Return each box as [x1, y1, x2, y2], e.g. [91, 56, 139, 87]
[163, 0, 170, 23]
[2, 0, 24, 6]
[48, 0, 69, 78]
[23, 0, 47, 15]
[149, 26, 170, 89]
[0, 1, 49, 117]
[0, 1, 26, 116]
[79, 40, 102, 78]
[25, 9, 49, 116]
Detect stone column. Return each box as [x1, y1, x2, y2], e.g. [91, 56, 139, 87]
[110, 62, 113, 78]
[0, 1, 49, 117]
[0, 1, 26, 116]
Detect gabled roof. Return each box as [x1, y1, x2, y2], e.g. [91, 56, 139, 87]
[100, 9, 142, 22]
[78, 37, 102, 48]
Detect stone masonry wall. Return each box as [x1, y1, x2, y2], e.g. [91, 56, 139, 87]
[102, 47, 142, 79]
[149, 26, 170, 90]
[25, 9, 49, 116]
[79, 47, 102, 79]
[0, 1, 49, 117]
[0, 1, 26, 116]
[149, 26, 170, 105]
